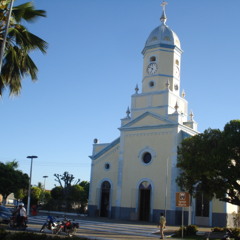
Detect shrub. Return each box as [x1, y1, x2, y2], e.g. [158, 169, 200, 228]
[211, 227, 225, 232]
[185, 225, 198, 236]
[174, 225, 198, 237]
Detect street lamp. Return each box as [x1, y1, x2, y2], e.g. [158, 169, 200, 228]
[27, 155, 38, 216]
[43, 175, 48, 191]
[42, 176, 48, 203]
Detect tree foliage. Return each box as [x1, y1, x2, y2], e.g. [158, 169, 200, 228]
[176, 120, 240, 205]
[0, 160, 29, 203]
[54, 172, 80, 188]
[0, 1, 48, 95]
[50, 172, 89, 212]
[51, 186, 64, 201]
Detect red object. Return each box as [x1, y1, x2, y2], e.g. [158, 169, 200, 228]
[31, 205, 37, 216]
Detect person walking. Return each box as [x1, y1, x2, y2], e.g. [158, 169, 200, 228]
[159, 213, 166, 239]
[17, 203, 27, 227]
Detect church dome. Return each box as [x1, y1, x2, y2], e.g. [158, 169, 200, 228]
[143, 1, 181, 52]
[144, 24, 181, 49]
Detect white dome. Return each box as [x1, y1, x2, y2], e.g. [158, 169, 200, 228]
[144, 23, 181, 52]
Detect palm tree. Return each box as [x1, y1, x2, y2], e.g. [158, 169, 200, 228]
[0, 0, 48, 95]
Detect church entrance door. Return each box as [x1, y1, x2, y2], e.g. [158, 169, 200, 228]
[139, 181, 151, 221]
[100, 181, 111, 217]
[195, 191, 210, 226]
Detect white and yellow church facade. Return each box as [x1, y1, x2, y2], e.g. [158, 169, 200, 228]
[88, 2, 237, 227]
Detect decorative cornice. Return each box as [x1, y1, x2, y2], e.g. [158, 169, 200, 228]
[90, 137, 120, 160]
[95, 146, 119, 164]
[142, 43, 183, 55]
[120, 111, 176, 128]
[125, 130, 173, 138]
[120, 124, 178, 132]
[142, 73, 179, 81]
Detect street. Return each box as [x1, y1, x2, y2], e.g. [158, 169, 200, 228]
[27, 215, 165, 239]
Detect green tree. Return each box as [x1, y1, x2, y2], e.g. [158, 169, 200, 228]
[52, 172, 89, 211]
[31, 186, 42, 205]
[51, 186, 64, 201]
[69, 184, 84, 202]
[54, 172, 80, 188]
[79, 181, 89, 201]
[54, 172, 80, 210]
[43, 190, 51, 202]
[14, 188, 27, 201]
[0, 1, 47, 95]
[176, 120, 240, 206]
[79, 181, 89, 213]
[0, 160, 29, 204]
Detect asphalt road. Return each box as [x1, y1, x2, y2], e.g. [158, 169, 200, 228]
[27, 215, 165, 239]
[3, 213, 210, 240]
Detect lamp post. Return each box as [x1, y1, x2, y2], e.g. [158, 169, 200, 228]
[42, 175, 48, 203]
[27, 155, 38, 216]
[43, 175, 48, 191]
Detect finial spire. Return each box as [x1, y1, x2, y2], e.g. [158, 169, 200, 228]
[135, 84, 139, 94]
[165, 79, 170, 89]
[126, 107, 130, 118]
[181, 89, 186, 98]
[160, 1, 168, 24]
[174, 101, 179, 112]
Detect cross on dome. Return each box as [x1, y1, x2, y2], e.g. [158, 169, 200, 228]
[160, 1, 168, 24]
[161, 1, 168, 9]
[189, 111, 194, 121]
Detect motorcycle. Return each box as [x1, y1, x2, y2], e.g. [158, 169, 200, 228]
[40, 215, 60, 234]
[221, 228, 240, 240]
[56, 217, 79, 237]
[9, 215, 28, 230]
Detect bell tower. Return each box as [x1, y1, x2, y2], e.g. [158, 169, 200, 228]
[123, 0, 197, 130]
[142, 1, 182, 95]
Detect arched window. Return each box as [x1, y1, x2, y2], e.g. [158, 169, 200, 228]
[139, 181, 152, 221]
[100, 181, 111, 217]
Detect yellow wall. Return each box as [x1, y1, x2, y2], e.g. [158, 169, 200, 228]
[90, 144, 119, 207]
[120, 128, 174, 209]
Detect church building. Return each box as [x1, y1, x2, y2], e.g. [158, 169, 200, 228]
[88, 2, 237, 227]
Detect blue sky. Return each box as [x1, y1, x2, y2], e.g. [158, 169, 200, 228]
[1, 0, 240, 190]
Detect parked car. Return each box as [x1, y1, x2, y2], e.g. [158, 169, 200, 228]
[0, 206, 12, 224]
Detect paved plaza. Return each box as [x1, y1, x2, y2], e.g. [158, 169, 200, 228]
[26, 214, 211, 240]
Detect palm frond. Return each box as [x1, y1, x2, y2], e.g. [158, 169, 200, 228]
[0, 0, 47, 95]
[8, 25, 48, 53]
[12, 2, 46, 23]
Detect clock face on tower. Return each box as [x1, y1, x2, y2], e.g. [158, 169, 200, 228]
[147, 63, 158, 75]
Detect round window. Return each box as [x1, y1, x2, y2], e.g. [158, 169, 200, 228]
[142, 152, 152, 164]
[149, 81, 155, 87]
